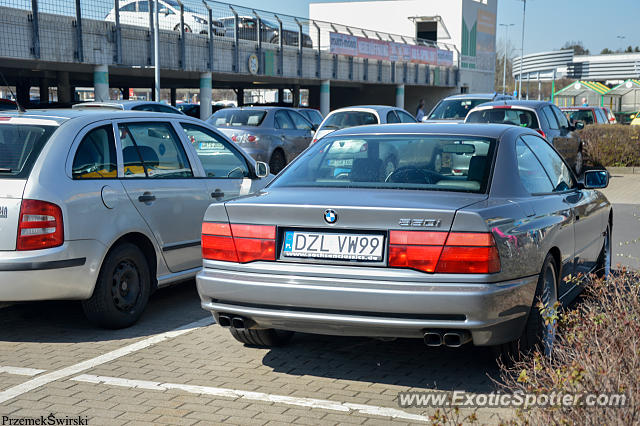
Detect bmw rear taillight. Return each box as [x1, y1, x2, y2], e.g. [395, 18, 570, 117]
[388, 230, 500, 274]
[202, 222, 276, 263]
[17, 200, 64, 251]
[536, 129, 547, 139]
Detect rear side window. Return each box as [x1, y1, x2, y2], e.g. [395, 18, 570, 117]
[72, 125, 117, 179]
[551, 106, 570, 129]
[516, 139, 553, 194]
[397, 110, 417, 123]
[466, 108, 539, 129]
[287, 111, 313, 130]
[521, 135, 574, 192]
[386, 111, 400, 123]
[274, 110, 295, 130]
[542, 106, 559, 130]
[321, 111, 378, 131]
[181, 123, 249, 178]
[595, 108, 607, 123]
[119, 122, 193, 179]
[0, 124, 56, 179]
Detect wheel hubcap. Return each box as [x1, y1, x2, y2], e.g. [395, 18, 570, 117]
[111, 260, 141, 313]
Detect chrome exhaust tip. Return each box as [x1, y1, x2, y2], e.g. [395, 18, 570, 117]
[217, 314, 231, 328]
[231, 317, 246, 330]
[443, 331, 472, 348]
[424, 331, 443, 347]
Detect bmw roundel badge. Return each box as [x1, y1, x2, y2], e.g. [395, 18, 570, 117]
[324, 209, 337, 224]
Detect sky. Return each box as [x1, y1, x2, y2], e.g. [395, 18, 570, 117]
[220, 0, 640, 55]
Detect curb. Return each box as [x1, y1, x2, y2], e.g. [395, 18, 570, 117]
[606, 167, 640, 175]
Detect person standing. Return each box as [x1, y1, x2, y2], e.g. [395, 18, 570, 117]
[416, 99, 426, 121]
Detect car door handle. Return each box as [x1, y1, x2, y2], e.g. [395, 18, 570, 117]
[212, 190, 225, 199]
[138, 193, 156, 203]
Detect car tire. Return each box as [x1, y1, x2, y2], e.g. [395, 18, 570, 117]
[174, 24, 192, 33]
[495, 253, 558, 360]
[574, 149, 583, 176]
[229, 328, 294, 347]
[595, 222, 611, 279]
[82, 243, 151, 329]
[269, 150, 286, 174]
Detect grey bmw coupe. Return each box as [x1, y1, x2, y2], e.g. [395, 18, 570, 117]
[196, 123, 612, 355]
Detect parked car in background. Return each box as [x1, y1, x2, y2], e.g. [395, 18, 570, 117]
[313, 105, 416, 144]
[424, 93, 514, 123]
[0, 110, 270, 328]
[601, 107, 617, 124]
[208, 107, 315, 173]
[466, 101, 586, 175]
[560, 106, 609, 126]
[295, 108, 323, 128]
[0, 99, 17, 111]
[220, 16, 313, 47]
[196, 123, 611, 356]
[631, 115, 640, 126]
[176, 103, 230, 119]
[73, 100, 185, 115]
[105, 0, 225, 35]
[614, 111, 639, 125]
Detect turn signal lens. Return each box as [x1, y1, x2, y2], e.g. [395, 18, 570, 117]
[17, 200, 64, 251]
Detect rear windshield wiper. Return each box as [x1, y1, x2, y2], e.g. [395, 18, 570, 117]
[0, 168, 12, 173]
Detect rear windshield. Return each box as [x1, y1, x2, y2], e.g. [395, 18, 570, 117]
[564, 109, 595, 125]
[428, 98, 491, 120]
[270, 135, 496, 193]
[210, 109, 267, 127]
[320, 111, 378, 131]
[0, 124, 56, 179]
[466, 108, 540, 129]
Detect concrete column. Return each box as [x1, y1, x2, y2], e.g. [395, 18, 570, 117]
[16, 80, 30, 107]
[292, 85, 300, 107]
[395, 84, 405, 109]
[236, 88, 244, 107]
[93, 64, 109, 102]
[57, 71, 71, 104]
[277, 88, 284, 104]
[170, 88, 177, 106]
[320, 80, 330, 117]
[199, 72, 212, 120]
[39, 77, 49, 103]
[122, 88, 130, 100]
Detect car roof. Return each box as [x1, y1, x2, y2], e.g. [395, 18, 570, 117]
[560, 106, 595, 110]
[327, 105, 399, 114]
[325, 123, 519, 139]
[0, 109, 195, 125]
[73, 100, 179, 109]
[440, 93, 506, 100]
[470, 100, 552, 110]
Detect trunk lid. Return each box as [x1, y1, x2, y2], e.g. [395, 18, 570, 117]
[0, 179, 26, 251]
[223, 187, 487, 232]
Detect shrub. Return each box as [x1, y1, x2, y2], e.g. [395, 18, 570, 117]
[577, 124, 640, 167]
[498, 272, 640, 424]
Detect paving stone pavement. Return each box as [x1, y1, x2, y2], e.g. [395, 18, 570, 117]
[0, 282, 516, 425]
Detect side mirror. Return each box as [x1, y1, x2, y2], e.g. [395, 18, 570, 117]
[583, 170, 609, 189]
[255, 161, 270, 178]
[575, 121, 585, 130]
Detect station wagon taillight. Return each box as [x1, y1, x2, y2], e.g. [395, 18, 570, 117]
[16, 200, 64, 251]
[202, 222, 276, 263]
[388, 230, 500, 274]
[536, 129, 547, 139]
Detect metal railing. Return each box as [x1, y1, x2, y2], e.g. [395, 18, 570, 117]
[0, 0, 459, 85]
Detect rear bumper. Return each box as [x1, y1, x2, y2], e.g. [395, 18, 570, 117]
[0, 240, 106, 301]
[196, 261, 539, 346]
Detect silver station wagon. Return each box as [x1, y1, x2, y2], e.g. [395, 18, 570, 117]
[0, 110, 270, 328]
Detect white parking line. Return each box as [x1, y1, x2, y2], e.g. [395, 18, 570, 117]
[0, 317, 213, 404]
[72, 374, 431, 423]
[0, 366, 46, 376]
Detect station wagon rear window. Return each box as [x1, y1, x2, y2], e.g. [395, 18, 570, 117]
[210, 110, 267, 127]
[0, 124, 56, 178]
[466, 108, 540, 129]
[270, 135, 496, 193]
[321, 111, 378, 131]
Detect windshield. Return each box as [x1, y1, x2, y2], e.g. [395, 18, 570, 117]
[320, 111, 378, 131]
[428, 98, 492, 120]
[466, 108, 540, 129]
[0, 124, 57, 178]
[270, 135, 496, 193]
[209, 109, 267, 127]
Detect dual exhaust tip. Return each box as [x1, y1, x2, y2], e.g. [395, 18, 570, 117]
[424, 330, 472, 348]
[217, 314, 249, 330]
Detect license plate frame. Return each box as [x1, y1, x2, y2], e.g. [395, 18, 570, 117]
[280, 229, 386, 263]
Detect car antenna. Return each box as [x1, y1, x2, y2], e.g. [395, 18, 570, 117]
[0, 71, 26, 113]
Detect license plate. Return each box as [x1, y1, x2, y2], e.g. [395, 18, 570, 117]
[282, 231, 384, 261]
[328, 158, 353, 167]
[199, 141, 224, 151]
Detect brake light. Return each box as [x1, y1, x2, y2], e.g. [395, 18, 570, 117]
[17, 200, 64, 251]
[0, 117, 10, 121]
[231, 135, 238, 142]
[202, 222, 276, 263]
[536, 129, 547, 139]
[493, 105, 511, 109]
[246, 135, 258, 143]
[388, 230, 500, 274]
[310, 138, 318, 145]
